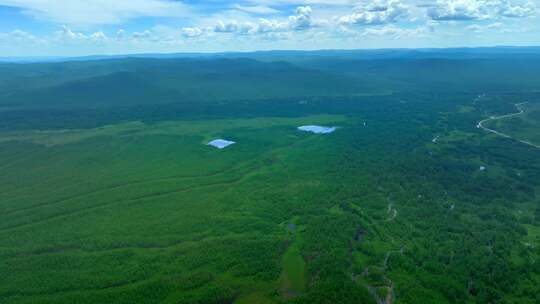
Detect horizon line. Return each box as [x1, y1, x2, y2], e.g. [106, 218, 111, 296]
[2, 45, 540, 63]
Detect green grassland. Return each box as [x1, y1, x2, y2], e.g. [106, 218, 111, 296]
[0, 115, 347, 303]
[1, 53, 540, 303]
[280, 240, 306, 298]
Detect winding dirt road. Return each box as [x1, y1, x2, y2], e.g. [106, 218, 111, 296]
[477, 102, 540, 150]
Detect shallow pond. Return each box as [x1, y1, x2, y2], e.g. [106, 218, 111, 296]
[207, 139, 236, 149]
[298, 125, 337, 134]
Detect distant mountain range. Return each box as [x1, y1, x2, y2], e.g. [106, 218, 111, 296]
[1, 47, 540, 115]
[2, 46, 540, 63]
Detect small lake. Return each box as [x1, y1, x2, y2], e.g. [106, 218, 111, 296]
[208, 139, 236, 149]
[298, 125, 337, 134]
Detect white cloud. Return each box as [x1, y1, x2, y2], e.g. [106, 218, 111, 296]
[362, 24, 427, 37]
[213, 5, 318, 36]
[233, 4, 280, 14]
[246, 0, 355, 5]
[498, 1, 536, 17]
[132, 30, 153, 40]
[0, 0, 190, 26]
[90, 31, 108, 42]
[54, 26, 111, 43]
[258, 18, 289, 32]
[52, 25, 211, 46]
[181, 27, 205, 38]
[466, 21, 503, 32]
[58, 25, 86, 40]
[427, 0, 487, 20]
[427, 0, 537, 21]
[215, 20, 258, 34]
[289, 6, 314, 30]
[329, 22, 428, 40]
[466, 21, 534, 33]
[338, 0, 409, 25]
[1, 0, 539, 55]
[0, 29, 43, 45]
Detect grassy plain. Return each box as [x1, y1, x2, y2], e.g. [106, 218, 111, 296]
[0, 114, 350, 303]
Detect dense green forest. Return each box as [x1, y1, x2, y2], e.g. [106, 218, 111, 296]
[1, 49, 540, 303]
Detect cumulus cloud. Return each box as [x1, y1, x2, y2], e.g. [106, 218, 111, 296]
[466, 21, 534, 33]
[362, 24, 427, 37]
[49, 26, 116, 47]
[338, 0, 409, 26]
[215, 20, 258, 35]
[89, 31, 108, 42]
[1, 0, 538, 55]
[331, 23, 427, 40]
[132, 30, 153, 40]
[258, 18, 289, 32]
[58, 25, 86, 40]
[427, 0, 537, 21]
[0, 29, 43, 45]
[53, 25, 208, 46]
[428, 0, 490, 20]
[498, 1, 536, 17]
[213, 5, 317, 36]
[214, 19, 290, 36]
[466, 22, 502, 32]
[289, 6, 314, 30]
[0, 0, 189, 26]
[181, 27, 205, 38]
[55, 26, 111, 43]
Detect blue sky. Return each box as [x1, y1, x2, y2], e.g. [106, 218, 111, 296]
[0, 0, 538, 57]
